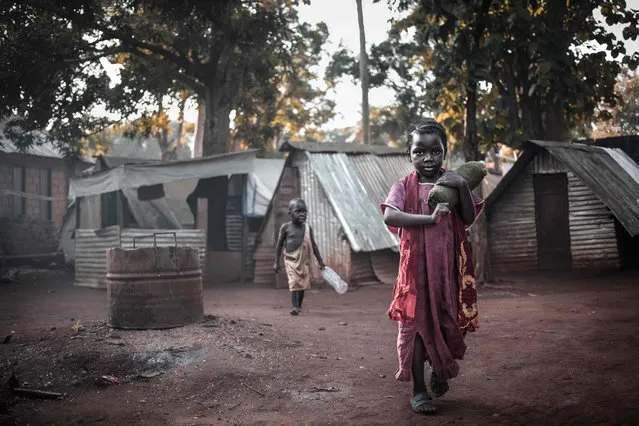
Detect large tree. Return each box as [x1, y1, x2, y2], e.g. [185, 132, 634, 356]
[331, 0, 639, 159]
[231, 21, 335, 151]
[0, 0, 324, 156]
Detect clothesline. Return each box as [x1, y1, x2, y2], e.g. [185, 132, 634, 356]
[0, 189, 64, 201]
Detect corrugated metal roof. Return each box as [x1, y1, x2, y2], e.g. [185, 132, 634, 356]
[487, 140, 639, 237]
[580, 135, 639, 164]
[0, 132, 64, 158]
[281, 141, 406, 156]
[349, 154, 414, 209]
[307, 152, 413, 252]
[308, 153, 400, 252]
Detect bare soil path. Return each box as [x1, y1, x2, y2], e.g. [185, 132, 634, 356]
[1, 270, 638, 425]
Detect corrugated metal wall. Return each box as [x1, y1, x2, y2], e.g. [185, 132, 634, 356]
[489, 150, 622, 275]
[245, 230, 257, 281]
[377, 155, 414, 191]
[350, 251, 376, 285]
[225, 197, 243, 252]
[487, 167, 538, 274]
[567, 172, 620, 269]
[75, 226, 120, 288]
[74, 226, 206, 289]
[308, 153, 399, 252]
[252, 245, 274, 285]
[370, 249, 400, 285]
[299, 155, 351, 281]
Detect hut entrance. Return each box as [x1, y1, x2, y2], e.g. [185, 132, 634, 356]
[533, 173, 571, 271]
[615, 219, 639, 270]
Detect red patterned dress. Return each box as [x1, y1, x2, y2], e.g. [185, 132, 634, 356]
[381, 171, 483, 381]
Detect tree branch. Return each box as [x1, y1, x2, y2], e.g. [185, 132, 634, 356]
[63, 47, 122, 64]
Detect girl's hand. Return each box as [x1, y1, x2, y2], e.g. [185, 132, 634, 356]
[432, 203, 450, 223]
[273, 262, 281, 274]
[437, 171, 466, 189]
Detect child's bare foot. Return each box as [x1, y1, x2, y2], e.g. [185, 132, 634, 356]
[429, 369, 449, 397]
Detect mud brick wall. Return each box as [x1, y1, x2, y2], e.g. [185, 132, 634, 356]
[0, 154, 70, 255]
[0, 216, 58, 255]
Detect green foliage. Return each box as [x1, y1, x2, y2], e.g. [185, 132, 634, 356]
[231, 21, 335, 150]
[341, 0, 639, 152]
[0, 0, 329, 156]
[593, 68, 639, 137]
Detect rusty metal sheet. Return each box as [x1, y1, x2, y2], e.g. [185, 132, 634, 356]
[348, 154, 414, 210]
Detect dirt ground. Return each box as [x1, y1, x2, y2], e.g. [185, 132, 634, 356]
[1, 270, 639, 425]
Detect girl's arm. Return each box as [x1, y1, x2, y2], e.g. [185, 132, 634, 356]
[437, 172, 476, 226]
[455, 181, 476, 226]
[309, 226, 325, 269]
[384, 203, 450, 227]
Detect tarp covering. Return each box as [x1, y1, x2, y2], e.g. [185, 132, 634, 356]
[122, 188, 182, 229]
[245, 159, 285, 217]
[69, 151, 256, 200]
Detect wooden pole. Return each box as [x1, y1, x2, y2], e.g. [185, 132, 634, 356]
[240, 174, 249, 285]
[116, 190, 124, 228]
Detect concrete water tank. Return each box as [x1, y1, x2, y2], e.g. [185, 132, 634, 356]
[106, 235, 203, 329]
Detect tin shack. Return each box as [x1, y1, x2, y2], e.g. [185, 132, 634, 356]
[253, 141, 414, 287]
[485, 140, 639, 276]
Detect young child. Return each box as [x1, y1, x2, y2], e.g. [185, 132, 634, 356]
[274, 198, 326, 315]
[381, 119, 483, 414]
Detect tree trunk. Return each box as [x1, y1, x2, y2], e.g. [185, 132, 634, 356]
[202, 87, 233, 156]
[356, 0, 370, 145]
[463, 0, 491, 161]
[463, 80, 480, 161]
[193, 101, 206, 158]
[545, 97, 567, 141]
[173, 93, 187, 159]
[544, 0, 568, 142]
[200, 55, 246, 156]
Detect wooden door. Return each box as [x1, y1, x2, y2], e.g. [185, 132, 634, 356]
[533, 173, 572, 271]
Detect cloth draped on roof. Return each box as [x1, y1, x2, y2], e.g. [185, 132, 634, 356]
[68, 151, 257, 201]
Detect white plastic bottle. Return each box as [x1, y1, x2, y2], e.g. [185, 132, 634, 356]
[321, 266, 348, 294]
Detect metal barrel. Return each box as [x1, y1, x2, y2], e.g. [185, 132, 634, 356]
[106, 246, 203, 329]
